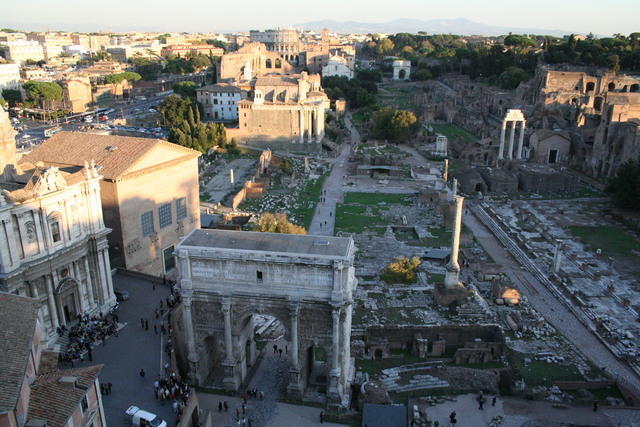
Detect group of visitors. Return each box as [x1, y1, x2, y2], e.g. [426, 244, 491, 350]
[59, 313, 120, 366]
[153, 371, 191, 423]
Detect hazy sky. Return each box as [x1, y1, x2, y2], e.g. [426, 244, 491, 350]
[1, 0, 637, 35]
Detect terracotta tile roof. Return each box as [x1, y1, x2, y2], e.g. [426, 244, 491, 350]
[28, 365, 103, 427]
[0, 292, 40, 413]
[21, 132, 200, 181]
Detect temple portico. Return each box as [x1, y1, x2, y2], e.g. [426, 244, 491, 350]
[498, 109, 526, 161]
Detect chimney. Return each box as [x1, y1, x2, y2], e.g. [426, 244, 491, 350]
[444, 196, 464, 289]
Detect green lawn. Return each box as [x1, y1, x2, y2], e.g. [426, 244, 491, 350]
[507, 349, 584, 386]
[343, 192, 413, 205]
[569, 225, 640, 256]
[335, 192, 413, 235]
[432, 123, 477, 143]
[289, 174, 327, 229]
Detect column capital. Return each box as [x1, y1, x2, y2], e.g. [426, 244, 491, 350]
[331, 306, 341, 320]
[221, 302, 231, 313]
[289, 302, 300, 317]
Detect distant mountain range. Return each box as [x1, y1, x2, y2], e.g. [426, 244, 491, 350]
[296, 18, 574, 37]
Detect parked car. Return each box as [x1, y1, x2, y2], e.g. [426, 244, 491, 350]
[125, 406, 166, 427]
[114, 289, 129, 301]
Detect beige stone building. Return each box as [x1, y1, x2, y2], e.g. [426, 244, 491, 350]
[0, 40, 45, 63]
[236, 72, 329, 144]
[0, 292, 106, 427]
[218, 42, 295, 82]
[61, 76, 93, 113]
[0, 107, 116, 340]
[23, 133, 201, 277]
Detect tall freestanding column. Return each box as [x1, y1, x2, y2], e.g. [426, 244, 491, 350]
[507, 121, 516, 160]
[444, 196, 464, 289]
[46, 274, 59, 331]
[516, 120, 526, 159]
[222, 299, 237, 390]
[287, 303, 302, 398]
[182, 295, 199, 382]
[299, 110, 305, 143]
[328, 305, 342, 400]
[498, 120, 507, 160]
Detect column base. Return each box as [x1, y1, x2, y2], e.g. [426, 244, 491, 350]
[327, 372, 341, 402]
[222, 360, 239, 391]
[286, 367, 303, 399]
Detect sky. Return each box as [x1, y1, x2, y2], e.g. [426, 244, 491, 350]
[1, 0, 637, 36]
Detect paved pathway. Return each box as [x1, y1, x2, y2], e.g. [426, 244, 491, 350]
[308, 113, 358, 236]
[424, 394, 615, 427]
[76, 274, 175, 426]
[200, 337, 345, 426]
[463, 208, 640, 396]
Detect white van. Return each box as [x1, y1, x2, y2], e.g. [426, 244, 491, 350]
[125, 406, 167, 427]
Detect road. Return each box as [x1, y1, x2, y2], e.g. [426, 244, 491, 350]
[463, 207, 640, 397]
[308, 113, 359, 236]
[14, 95, 169, 147]
[76, 273, 176, 426]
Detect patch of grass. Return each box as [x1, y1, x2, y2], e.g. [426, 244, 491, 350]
[422, 227, 452, 247]
[289, 174, 327, 229]
[432, 123, 477, 143]
[507, 349, 584, 386]
[569, 225, 640, 256]
[343, 192, 413, 205]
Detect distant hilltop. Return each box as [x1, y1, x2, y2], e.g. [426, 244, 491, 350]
[296, 18, 574, 37]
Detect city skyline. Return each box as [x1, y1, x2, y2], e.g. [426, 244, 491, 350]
[1, 0, 638, 36]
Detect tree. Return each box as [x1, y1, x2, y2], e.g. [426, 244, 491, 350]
[412, 68, 432, 81]
[93, 51, 112, 61]
[504, 34, 535, 48]
[1, 89, 21, 106]
[371, 108, 419, 142]
[253, 213, 307, 235]
[381, 256, 421, 284]
[607, 54, 621, 74]
[159, 94, 226, 153]
[104, 71, 141, 84]
[22, 81, 63, 107]
[606, 160, 640, 210]
[172, 81, 198, 98]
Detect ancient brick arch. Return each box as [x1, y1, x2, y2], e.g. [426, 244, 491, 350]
[176, 229, 357, 405]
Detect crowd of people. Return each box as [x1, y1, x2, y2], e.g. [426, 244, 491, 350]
[153, 371, 191, 423]
[59, 313, 120, 366]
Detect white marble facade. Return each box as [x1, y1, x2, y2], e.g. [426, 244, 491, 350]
[0, 163, 116, 342]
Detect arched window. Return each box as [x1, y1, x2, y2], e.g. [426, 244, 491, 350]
[586, 82, 595, 92]
[265, 59, 272, 69]
[275, 58, 282, 68]
[630, 84, 639, 93]
[48, 213, 63, 243]
[608, 82, 616, 91]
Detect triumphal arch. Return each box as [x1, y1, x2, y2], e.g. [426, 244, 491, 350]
[176, 229, 357, 405]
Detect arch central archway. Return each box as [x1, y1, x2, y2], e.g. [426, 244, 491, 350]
[176, 229, 357, 405]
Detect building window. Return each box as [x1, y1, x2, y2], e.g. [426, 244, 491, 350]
[163, 246, 176, 272]
[81, 395, 88, 412]
[159, 203, 172, 228]
[257, 271, 263, 282]
[141, 211, 154, 236]
[49, 218, 62, 243]
[176, 197, 187, 220]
